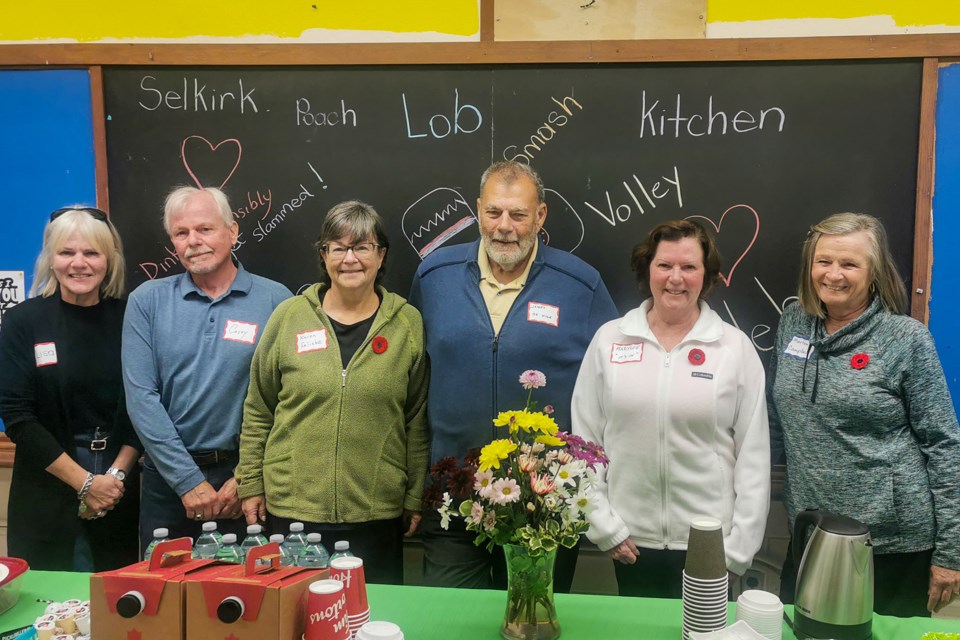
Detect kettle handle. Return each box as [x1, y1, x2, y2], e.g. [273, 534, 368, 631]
[792, 508, 823, 567]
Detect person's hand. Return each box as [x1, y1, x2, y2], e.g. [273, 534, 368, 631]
[607, 539, 640, 565]
[403, 510, 421, 537]
[181, 480, 221, 522]
[216, 477, 243, 519]
[927, 564, 960, 613]
[242, 495, 268, 525]
[82, 474, 124, 517]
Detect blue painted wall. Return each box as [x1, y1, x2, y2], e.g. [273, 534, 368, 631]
[930, 64, 960, 411]
[0, 69, 97, 431]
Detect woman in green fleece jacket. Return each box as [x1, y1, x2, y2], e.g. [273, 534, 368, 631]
[769, 213, 960, 617]
[235, 200, 429, 585]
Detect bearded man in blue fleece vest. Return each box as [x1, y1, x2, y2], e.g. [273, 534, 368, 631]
[409, 161, 618, 591]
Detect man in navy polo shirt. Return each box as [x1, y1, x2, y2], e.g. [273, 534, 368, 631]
[123, 186, 291, 552]
[409, 161, 618, 591]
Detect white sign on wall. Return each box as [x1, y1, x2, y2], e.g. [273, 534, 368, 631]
[0, 271, 25, 331]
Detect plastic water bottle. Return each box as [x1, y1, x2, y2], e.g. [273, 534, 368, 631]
[203, 520, 223, 545]
[269, 534, 295, 566]
[330, 540, 355, 562]
[143, 527, 169, 562]
[284, 522, 308, 560]
[193, 522, 221, 559]
[215, 533, 243, 564]
[240, 524, 269, 560]
[297, 533, 330, 568]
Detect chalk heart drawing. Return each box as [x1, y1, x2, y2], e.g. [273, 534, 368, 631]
[685, 204, 760, 287]
[180, 135, 242, 189]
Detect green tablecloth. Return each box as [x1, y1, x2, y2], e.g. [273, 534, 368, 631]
[1, 570, 956, 639]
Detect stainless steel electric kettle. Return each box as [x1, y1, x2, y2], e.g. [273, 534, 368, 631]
[793, 509, 874, 640]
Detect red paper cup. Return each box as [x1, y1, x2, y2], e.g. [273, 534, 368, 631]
[304, 579, 351, 640]
[329, 557, 369, 616]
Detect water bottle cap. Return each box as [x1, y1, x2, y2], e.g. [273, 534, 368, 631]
[222, 534, 237, 544]
[290, 522, 305, 533]
[269, 534, 284, 543]
[306, 533, 322, 543]
[153, 528, 168, 538]
[247, 524, 262, 535]
[334, 541, 350, 551]
[202, 522, 217, 532]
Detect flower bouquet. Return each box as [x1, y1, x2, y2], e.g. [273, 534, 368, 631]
[429, 370, 608, 640]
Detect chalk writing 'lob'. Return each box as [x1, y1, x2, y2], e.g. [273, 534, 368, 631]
[138, 76, 259, 113]
[403, 89, 482, 139]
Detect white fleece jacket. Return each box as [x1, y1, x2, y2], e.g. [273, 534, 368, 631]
[571, 299, 770, 575]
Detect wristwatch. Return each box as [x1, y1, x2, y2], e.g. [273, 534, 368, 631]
[107, 467, 127, 482]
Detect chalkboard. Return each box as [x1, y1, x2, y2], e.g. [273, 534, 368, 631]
[102, 61, 921, 363]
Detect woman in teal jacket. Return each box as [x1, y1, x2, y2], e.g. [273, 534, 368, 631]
[236, 200, 429, 584]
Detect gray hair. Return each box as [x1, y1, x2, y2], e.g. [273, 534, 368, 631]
[314, 200, 390, 286]
[31, 208, 126, 299]
[479, 161, 545, 204]
[797, 212, 907, 318]
[163, 186, 233, 234]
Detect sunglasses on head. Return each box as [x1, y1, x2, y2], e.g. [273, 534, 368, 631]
[49, 207, 110, 223]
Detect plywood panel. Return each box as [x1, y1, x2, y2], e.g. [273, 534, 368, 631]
[495, 0, 705, 41]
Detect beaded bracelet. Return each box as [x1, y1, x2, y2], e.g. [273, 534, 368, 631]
[77, 473, 95, 515]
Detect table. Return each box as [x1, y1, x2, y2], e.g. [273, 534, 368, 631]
[1, 570, 956, 639]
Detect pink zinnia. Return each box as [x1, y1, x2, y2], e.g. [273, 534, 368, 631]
[491, 478, 522, 505]
[519, 370, 547, 390]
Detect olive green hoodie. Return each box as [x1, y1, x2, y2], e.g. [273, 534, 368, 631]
[236, 283, 429, 523]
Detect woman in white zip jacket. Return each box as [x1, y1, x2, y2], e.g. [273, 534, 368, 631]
[571, 219, 770, 598]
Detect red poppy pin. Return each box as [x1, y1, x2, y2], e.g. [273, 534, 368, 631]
[850, 353, 869, 370]
[688, 348, 706, 366]
[371, 336, 388, 354]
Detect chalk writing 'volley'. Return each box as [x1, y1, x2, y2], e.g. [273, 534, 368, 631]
[640, 92, 785, 138]
[138, 76, 259, 113]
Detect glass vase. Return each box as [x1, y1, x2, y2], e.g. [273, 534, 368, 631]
[500, 544, 561, 640]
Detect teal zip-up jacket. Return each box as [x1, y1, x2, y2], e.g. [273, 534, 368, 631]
[769, 298, 960, 570]
[236, 284, 429, 523]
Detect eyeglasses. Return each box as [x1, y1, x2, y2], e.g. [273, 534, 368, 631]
[50, 207, 110, 223]
[322, 242, 382, 260]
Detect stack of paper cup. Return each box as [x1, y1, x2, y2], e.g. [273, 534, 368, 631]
[356, 621, 404, 640]
[682, 517, 729, 640]
[735, 590, 784, 640]
[304, 579, 351, 640]
[330, 557, 370, 637]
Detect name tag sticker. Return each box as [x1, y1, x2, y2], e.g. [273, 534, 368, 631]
[297, 329, 328, 354]
[223, 320, 258, 344]
[34, 342, 58, 367]
[610, 342, 644, 364]
[784, 335, 814, 359]
[527, 302, 560, 327]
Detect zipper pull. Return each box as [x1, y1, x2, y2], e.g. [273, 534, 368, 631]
[492, 335, 499, 352]
[341, 369, 347, 387]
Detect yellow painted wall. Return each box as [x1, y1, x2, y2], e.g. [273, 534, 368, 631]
[709, 1, 960, 26]
[0, 0, 478, 41]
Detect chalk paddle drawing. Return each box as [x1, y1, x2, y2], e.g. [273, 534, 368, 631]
[403, 187, 477, 260]
[181, 135, 242, 189]
[686, 204, 760, 287]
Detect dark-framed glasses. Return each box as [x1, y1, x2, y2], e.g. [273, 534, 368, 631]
[322, 242, 382, 260]
[50, 206, 110, 223]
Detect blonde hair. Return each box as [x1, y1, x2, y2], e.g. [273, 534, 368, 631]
[797, 212, 906, 318]
[31, 209, 126, 299]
